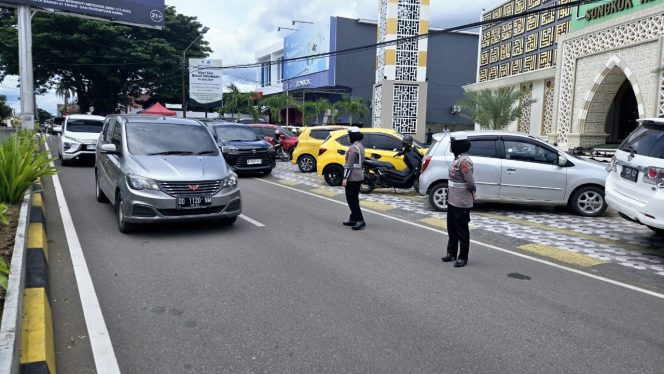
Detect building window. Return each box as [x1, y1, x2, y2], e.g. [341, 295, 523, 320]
[261, 62, 272, 87]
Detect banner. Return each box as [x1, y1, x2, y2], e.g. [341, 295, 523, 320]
[189, 58, 223, 109]
[283, 20, 331, 80]
[1, 0, 165, 28]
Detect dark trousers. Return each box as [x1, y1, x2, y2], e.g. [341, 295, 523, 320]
[345, 181, 364, 222]
[446, 204, 471, 260]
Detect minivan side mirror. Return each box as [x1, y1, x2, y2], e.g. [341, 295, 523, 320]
[100, 143, 119, 155]
[53, 127, 62, 134]
[558, 154, 568, 167]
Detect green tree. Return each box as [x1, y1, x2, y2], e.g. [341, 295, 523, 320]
[309, 98, 331, 125]
[0, 95, 12, 122]
[36, 108, 52, 124]
[55, 80, 76, 114]
[333, 96, 369, 126]
[261, 93, 298, 125]
[457, 87, 536, 130]
[219, 83, 259, 121]
[0, 6, 211, 115]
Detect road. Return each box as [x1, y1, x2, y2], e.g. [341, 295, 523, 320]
[44, 138, 664, 373]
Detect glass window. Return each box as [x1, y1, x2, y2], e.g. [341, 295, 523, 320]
[111, 120, 122, 147]
[215, 126, 261, 142]
[468, 139, 498, 158]
[103, 118, 115, 143]
[310, 130, 331, 140]
[619, 123, 664, 159]
[336, 135, 351, 146]
[126, 122, 219, 156]
[504, 140, 558, 164]
[370, 134, 402, 150]
[66, 118, 104, 133]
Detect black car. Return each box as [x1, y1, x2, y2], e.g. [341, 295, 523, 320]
[209, 123, 276, 175]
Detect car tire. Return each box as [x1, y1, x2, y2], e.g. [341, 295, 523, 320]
[323, 165, 344, 186]
[428, 182, 449, 212]
[648, 226, 664, 236]
[569, 185, 607, 217]
[220, 217, 237, 226]
[95, 171, 108, 203]
[297, 154, 316, 173]
[116, 194, 134, 234]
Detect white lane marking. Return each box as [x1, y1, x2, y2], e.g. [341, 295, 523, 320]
[256, 178, 664, 301]
[45, 142, 121, 374]
[239, 214, 265, 227]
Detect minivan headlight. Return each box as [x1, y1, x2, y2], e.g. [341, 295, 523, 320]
[221, 145, 239, 154]
[221, 174, 238, 188]
[64, 135, 81, 143]
[127, 174, 160, 190]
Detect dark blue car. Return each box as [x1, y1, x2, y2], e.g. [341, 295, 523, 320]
[209, 123, 276, 175]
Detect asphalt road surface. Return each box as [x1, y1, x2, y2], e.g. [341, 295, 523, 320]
[46, 140, 664, 373]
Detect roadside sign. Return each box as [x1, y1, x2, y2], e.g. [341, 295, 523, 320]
[189, 58, 223, 109]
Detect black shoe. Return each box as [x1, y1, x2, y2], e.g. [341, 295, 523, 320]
[343, 220, 357, 226]
[441, 254, 456, 262]
[454, 259, 467, 268]
[351, 221, 366, 230]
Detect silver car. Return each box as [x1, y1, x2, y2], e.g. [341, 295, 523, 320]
[417, 131, 609, 217]
[95, 115, 242, 233]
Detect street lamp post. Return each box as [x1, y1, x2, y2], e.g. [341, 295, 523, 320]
[181, 26, 209, 118]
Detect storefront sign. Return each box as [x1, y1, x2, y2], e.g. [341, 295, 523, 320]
[1, 0, 165, 28]
[295, 79, 311, 88]
[189, 59, 223, 108]
[585, 0, 656, 21]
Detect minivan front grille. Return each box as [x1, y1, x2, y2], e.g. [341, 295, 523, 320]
[158, 180, 222, 197]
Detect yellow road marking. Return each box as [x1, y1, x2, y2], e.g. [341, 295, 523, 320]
[21, 288, 56, 373]
[311, 188, 340, 197]
[360, 201, 394, 211]
[31, 193, 42, 208]
[278, 179, 300, 186]
[418, 217, 476, 230]
[520, 244, 606, 267]
[481, 213, 662, 257]
[27, 223, 48, 258]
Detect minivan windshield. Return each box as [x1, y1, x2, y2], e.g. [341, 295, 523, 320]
[126, 122, 219, 156]
[619, 122, 664, 159]
[215, 126, 261, 142]
[66, 119, 103, 133]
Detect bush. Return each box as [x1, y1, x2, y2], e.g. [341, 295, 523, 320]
[0, 203, 8, 289]
[0, 130, 56, 203]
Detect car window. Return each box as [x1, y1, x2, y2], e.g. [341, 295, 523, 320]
[126, 123, 219, 156]
[468, 139, 498, 158]
[102, 118, 114, 143]
[215, 126, 261, 142]
[276, 126, 295, 137]
[310, 130, 331, 140]
[337, 135, 351, 146]
[111, 120, 122, 147]
[504, 140, 558, 164]
[369, 134, 402, 150]
[66, 118, 104, 133]
[619, 123, 664, 159]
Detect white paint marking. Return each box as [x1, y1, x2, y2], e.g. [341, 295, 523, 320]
[256, 178, 664, 301]
[45, 142, 121, 374]
[239, 214, 265, 227]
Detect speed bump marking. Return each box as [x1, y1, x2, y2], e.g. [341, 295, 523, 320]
[278, 179, 301, 186]
[360, 201, 394, 211]
[418, 217, 476, 230]
[520, 244, 607, 267]
[311, 188, 340, 197]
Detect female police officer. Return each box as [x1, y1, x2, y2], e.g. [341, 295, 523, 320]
[441, 133, 475, 267]
[342, 127, 366, 230]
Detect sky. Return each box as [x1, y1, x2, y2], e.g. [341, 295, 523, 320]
[6, 0, 499, 115]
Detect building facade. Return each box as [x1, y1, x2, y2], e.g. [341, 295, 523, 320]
[468, 0, 664, 148]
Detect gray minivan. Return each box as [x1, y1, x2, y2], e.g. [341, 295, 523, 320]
[95, 115, 242, 233]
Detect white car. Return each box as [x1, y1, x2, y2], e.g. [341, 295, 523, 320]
[418, 131, 609, 217]
[58, 114, 105, 165]
[606, 118, 664, 235]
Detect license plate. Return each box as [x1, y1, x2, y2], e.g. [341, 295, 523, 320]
[247, 159, 262, 165]
[620, 165, 639, 182]
[177, 196, 212, 208]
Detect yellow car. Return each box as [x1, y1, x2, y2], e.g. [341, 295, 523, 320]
[291, 125, 348, 172]
[317, 128, 426, 186]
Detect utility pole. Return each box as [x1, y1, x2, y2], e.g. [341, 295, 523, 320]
[181, 27, 209, 118]
[18, 5, 35, 129]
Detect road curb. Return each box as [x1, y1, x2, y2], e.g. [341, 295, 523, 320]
[0, 181, 56, 374]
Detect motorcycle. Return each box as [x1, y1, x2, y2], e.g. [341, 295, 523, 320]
[361, 146, 423, 194]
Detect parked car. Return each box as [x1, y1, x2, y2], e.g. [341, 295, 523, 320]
[208, 123, 276, 175]
[58, 114, 105, 165]
[291, 125, 347, 172]
[250, 123, 298, 152]
[418, 131, 609, 217]
[606, 118, 664, 235]
[317, 128, 426, 186]
[95, 115, 242, 233]
[52, 116, 64, 134]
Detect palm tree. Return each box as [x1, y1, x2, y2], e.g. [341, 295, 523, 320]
[261, 93, 298, 125]
[310, 98, 331, 125]
[457, 87, 536, 130]
[55, 80, 76, 114]
[219, 83, 259, 121]
[333, 96, 369, 126]
[299, 101, 317, 126]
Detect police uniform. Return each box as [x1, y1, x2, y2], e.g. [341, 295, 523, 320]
[343, 130, 366, 230]
[444, 143, 476, 266]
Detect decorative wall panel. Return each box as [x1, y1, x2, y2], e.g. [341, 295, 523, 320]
[392, 84, 419, 134]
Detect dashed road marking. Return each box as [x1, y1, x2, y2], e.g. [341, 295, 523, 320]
[239, 214, 265, 227]
[278, 179, 301, 186]
[311, 187, 341, 197]
[520, 244, 607, 267]
[360, 200, 395, 211]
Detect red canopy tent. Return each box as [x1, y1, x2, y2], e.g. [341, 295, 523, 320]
[139, 102, 177, 116]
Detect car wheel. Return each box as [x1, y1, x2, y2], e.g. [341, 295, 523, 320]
[298, 155, 316, 173]
[429, 182, 449, 212]
[323, 165, 344, 186]
[648, 226, 664, 236]
[220, 217, 237, 226]
[116, 194, 134, 233]
[569, 185, 607, 217]
[95, 171, 108, 203]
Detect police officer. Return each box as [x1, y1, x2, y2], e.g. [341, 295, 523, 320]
[441, 133, 475, 267]
[342, 127, 366, 230]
